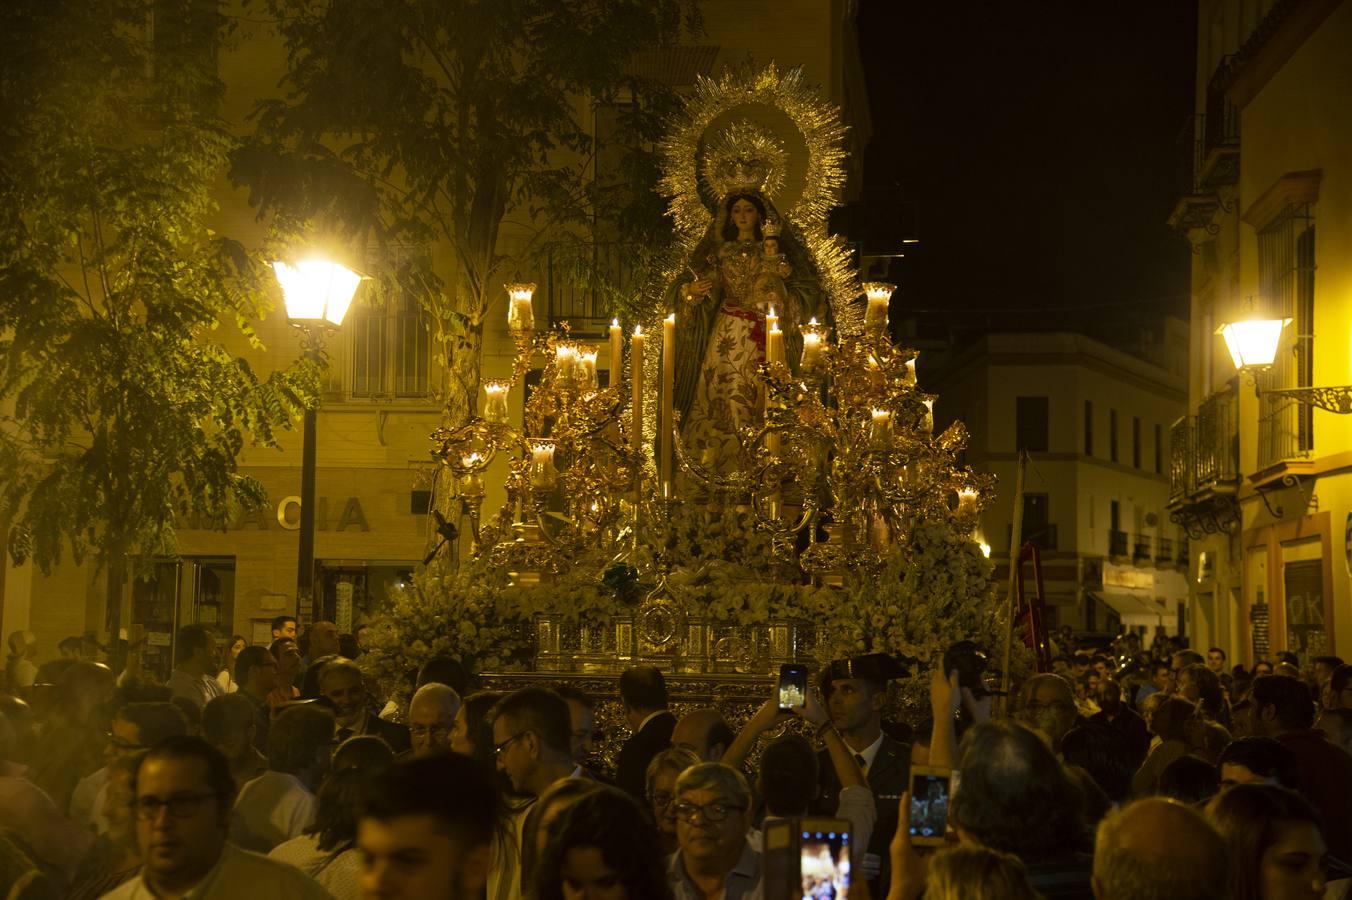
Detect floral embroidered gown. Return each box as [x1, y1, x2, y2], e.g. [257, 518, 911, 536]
[682, 238, 793, 473]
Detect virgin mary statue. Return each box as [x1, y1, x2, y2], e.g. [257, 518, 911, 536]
[666, 187, 829, 472]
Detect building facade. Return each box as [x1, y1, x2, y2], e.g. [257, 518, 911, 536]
[929, 328, 1189, 638]
[0, 0, 870, 675]
[1167, 0, 1352, 666]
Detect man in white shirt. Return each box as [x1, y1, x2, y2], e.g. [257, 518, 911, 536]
[99, 735, 329, 899]
[229, 702, 332, 852]
[166, 625, 224, 713]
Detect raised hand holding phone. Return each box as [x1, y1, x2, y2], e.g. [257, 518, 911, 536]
[887, 792, 927, 900]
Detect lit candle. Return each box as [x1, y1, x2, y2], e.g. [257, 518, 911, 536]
[863, 282, 893, 331]
[661, 313, 676, 491]
[765, 306, 779, 345]
[871, 408, 892, 448]
[767, 321, 784, 366]
[609, 318, 623, 382]
[530, 441, 557, 490]
[800, 318, 824, 372]
[923, 398, 934, 433]
[506, 283, 536, 332]
[631, 325, 645, 452]
[579, 349, 598, 392]
[555, 345, 577, 384]
[460, 452, 485, 496]
[482, 381, 509, 423]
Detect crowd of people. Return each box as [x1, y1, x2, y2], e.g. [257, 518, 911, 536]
[2, 618, 1351, 899]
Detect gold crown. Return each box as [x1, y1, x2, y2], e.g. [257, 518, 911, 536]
[709, 157, 772, 195]
[763, 220, 781, 238]
[704, 121, 787, 200]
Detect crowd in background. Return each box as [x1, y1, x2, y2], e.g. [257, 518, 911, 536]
[2, 617, 1352, 899]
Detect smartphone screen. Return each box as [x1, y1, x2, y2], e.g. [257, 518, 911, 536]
[778, 663, 808, 712]
[909, 768, 951, 845]
[799, 827, 850, 899]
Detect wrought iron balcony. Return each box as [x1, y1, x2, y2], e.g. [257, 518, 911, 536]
[1133, 533, 1153, 562]
[1199, 58, 1240, 189]
[1156, 536, 1175, 564]
[1167, 113, 1220, 235]
[1168, 385, 1241, 538]
[545, 242, 642, 334]
[1169, 416, 1196, 503]
[1195, 385, 1240, 486]
[1109, 529, 1129, 559]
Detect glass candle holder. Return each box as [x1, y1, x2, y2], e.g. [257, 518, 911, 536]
[505, 283, 536, 332]
[483, 381, 510, 423]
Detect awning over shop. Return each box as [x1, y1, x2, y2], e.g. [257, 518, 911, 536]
[1089, 590, 1170, 627]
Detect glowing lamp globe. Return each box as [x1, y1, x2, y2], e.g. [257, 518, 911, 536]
[1216, 318, 1289, 372]
[272, 259, 362, 327]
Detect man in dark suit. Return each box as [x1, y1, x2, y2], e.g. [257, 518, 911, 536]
[812, 653, 910, 895]
[615, 666, 675, 800]
[1088, 678, 1149, 768]
[319, 656, 411, 754]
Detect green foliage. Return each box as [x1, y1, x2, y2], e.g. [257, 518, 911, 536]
[232, 0, 696, 425]
[0, 0, 318, 589]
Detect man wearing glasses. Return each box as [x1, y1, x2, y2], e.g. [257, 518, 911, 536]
[667, 762, 762, 900]
[489, 687, 580, 797]
[101, 735, 330, 899]
[70, 701, 187, 835]
[407, 683, 462, 758]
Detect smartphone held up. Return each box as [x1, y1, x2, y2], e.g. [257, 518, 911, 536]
[777, 663, 809, 712]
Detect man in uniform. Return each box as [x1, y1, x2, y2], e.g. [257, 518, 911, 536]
[812, 653, 910, 893]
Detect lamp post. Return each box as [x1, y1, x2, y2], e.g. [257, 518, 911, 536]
[272, 259, 363, 621]
[1218, 316, 1352, 413]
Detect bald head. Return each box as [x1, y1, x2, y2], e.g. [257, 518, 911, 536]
[1092, 798, 1227, 900]
[408, 683, 462, 758]
[673, 708, 735, 763]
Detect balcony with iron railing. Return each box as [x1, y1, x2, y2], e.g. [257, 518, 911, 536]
[1168, 384, 1242, 536]
[1169, 416, 1196, 503]
[1199, 58, 1240, 189]
[545, 242, 642, 334]
[1169, 386, 1240, 504]
[1195, 385, 1240, 487]
[1108, 529, 1129, 560]
[1168, 113, 1220, 234]
[1133, 533, 1154, 563]
[1156, 536, 1175, 565]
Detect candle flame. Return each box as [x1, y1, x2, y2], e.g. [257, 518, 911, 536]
[634, 324, 643, 336]
[808, 317, 818, 325]
[665, 313, 675, 324]
[611, 318, 619, 327]
[768, 307, 777, 317]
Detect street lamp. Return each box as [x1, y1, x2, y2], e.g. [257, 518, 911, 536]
[272, 258, 363, 621]
[1216, 317, 1289, 373]
[1218, 316, 1352, 414]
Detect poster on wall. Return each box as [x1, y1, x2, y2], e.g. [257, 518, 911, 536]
[335, 580, 354, 633]
[1284, 559, 1326, 665]
[1250, 602, 1270, 663]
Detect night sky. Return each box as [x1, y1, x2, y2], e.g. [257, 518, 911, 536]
[856, 1, 1198, 327]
